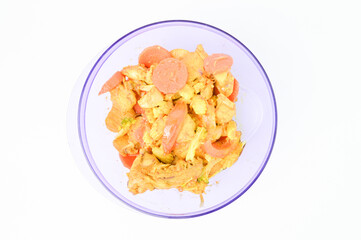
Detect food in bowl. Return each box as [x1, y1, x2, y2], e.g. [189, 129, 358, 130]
[99, 44, 245, 195]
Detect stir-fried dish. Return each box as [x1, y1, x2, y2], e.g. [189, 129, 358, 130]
[99, 44, 245, 195]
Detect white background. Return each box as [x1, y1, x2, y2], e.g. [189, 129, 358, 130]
[1, 0, 360, 239]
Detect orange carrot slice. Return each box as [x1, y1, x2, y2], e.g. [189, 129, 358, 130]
[138, 45, 172, 68]
[98, 71, 124, 95]
[162, 101, 188, 153]
[227, 78, 239, 102]
[152, 58, 188, 94]
[204, 54, 233, 75]
[202, 137, 236, 158]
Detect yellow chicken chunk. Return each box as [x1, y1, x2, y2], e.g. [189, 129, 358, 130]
[138, 86, 163, 109]
[181, 52, 203, 83]
[178, 84, 194, 103]
[191, 95, 207, 115]
[110, 84, 136, 113]
[122, 65, 147, 81]
[170, 48, 190, 60]
[150, 117, 166, 141]
[176, 114, 196, 143]
[153, 101, 173, 119]
[195, 44, 208, 60]
[215, 94, 236, 124]
[214, 72, 234, 97]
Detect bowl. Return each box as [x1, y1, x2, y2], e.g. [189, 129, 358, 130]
[76, 20, 277, 218]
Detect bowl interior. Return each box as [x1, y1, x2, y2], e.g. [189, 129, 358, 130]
[78, 21, 277, 218]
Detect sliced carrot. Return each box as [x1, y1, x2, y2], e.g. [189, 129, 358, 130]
[202, 137, 236, 158]
[162, 101, 188, 153]
[227, 78, 239, 102]
[98, 71, 124, 95]
[138, 45, 172, 68]
[152, 58, 188, 94]
[204, 54, 233, 75]
[119, 153, 138, 169]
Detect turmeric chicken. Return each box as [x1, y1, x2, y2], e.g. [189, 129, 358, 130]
[99, 44, 244, 195]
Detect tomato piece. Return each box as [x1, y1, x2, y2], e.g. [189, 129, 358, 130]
[152, 58, 188, 94]
[127, 117, 146, 148]
[228, 78, 239, 102]
[133, 102, 145, 115]
[98, 71, 124, 95]
[204, 54, 233, 75]
[119, 153, 138, 169]
[202, 137, 236, 158]
[162, 101, 188, 153]
[138, 45, 172, 68]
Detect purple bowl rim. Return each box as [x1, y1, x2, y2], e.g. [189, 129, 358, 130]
[77, 19, 278, 219]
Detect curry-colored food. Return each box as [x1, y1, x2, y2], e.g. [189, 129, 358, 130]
[99, 44, 245, 195]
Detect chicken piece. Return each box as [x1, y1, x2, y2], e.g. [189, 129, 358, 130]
[113, 134, 138, 156]
[181, 52, 203, 83]
[150, 117, 166, 141]
[114, 116, 136, 138]
[198, 101, 216, 131]
[121, 65, 147, 81]
[214, 72, 234, 97]
[170, 48, 190, 60]
[193, 82, 205, 94]
[191, 75, 206, 93]
[176, 114, 196, 143]
[123, 78, 135, 92]
[200, 79, 214, 100]
[139, 84, 154, 92]
[173, 141, 191, 159]
[144, 65, 155, 84]
[190, 95, 207, 115]
[137, 86, 163, 109]
[186, 127, 207, 162]
[209, 125, 223, 141]
[110, 84, 136, 113]
[152, 146, 173, 164]
[143, 108, 156, 124]
[226, 120, 239, 140]
[178, 84, 194, 103]
[215, 94, 235, 124]
[153, 101, 173, 119]
[195, 44, 208, 60]
[127, 153, 204, 194]
[197, 154, 223, 184]
[105, 106, 136, 133]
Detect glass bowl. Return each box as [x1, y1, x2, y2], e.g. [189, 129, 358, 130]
[76, 20, 277, 218]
